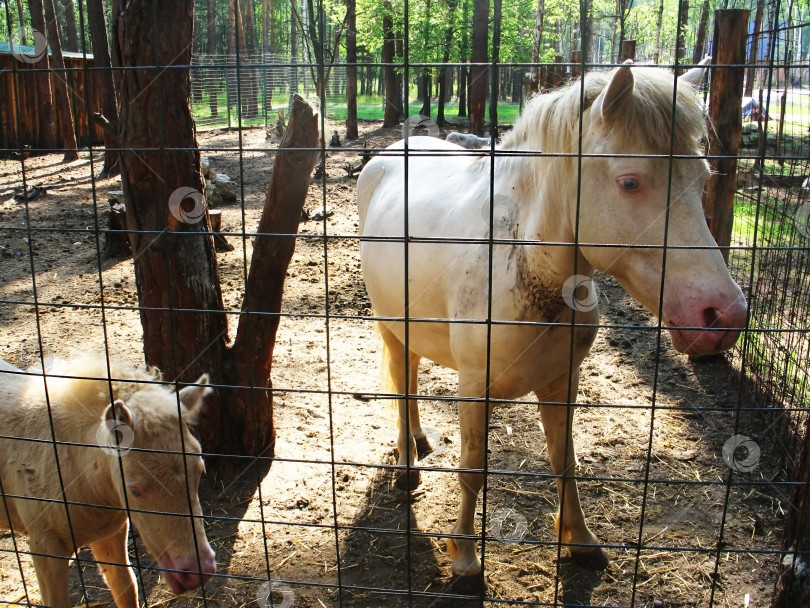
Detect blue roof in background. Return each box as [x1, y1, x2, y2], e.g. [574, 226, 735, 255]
[0, 39, 93, 60]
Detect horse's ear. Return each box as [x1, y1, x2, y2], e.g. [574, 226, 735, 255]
[178, 374, 212, 416]
[592, 61, 635, 126]
[680, 56, 711, 88]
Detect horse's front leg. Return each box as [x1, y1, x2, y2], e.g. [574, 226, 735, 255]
[537, 374, 609, 570]
[446, 394, 492, 593]
[90, 522, 138, 608]
[29, 533, 71, 608]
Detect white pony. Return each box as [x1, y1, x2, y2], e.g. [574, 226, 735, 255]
[0, 356, 216, 607]
[357, 60, 747, 592]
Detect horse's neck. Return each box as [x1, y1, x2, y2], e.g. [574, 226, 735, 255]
[505, 154, 594, 287]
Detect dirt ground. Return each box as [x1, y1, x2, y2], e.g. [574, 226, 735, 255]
[0, 122, 790, 608]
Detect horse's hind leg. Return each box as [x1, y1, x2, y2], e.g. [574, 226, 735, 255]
[379, 324, 426, 490]
[537, 374, 609, 570]
[90, 522, 138, 608]
[446, 383, 492, 594]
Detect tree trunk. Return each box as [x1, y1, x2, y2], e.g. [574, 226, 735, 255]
[745, 0, 765, 96]
[233, 0, 258, 118]
[345, 0, 358, 139]
[675, 0, 689, 74]
[770, 415, 810, 607]
[703, 9, 748, 263]
[17, 0, 29, 44]
[242, 0, 256, 49]
[87, 0, 120, 176]
[290, 0, 299, 104]
[583, 0, 595, 63]
[488, 0, 501, 138]
[382, 2, 399, 128]
[529, 0, 544, 94]
[60, 0, 78, 52]
[418, 0, 432, 117]
[269, 0, 276, 53]
[115, 0, 228, 397]
[241, 0, 260, 118]
[43, 0, 78, 161]
[457, 0, 469, 118]
[653, 0, 664, 63]
[207, 0, 219, 118]
[114, 0, 319, 472]
[27, 0, 57, 149]
[469, 0, 489, 135]
[262, 0, 271, 53]
[693, 0, 711, 63]
[436, 0, 459, 126]
[115, 0, 231, 458]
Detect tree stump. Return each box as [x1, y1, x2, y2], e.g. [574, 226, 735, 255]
[102, 192, 132, 261]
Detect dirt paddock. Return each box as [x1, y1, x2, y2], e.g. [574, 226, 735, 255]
[0, 124, 787, 607]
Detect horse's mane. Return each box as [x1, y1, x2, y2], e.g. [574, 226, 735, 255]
[501, 65, 707, 155]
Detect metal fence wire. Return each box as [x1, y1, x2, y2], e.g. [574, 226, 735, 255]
[1, 6, 809, 608]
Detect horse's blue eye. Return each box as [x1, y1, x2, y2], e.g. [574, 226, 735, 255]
[619, 177, 639, 191]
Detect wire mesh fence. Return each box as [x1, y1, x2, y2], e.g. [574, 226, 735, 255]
[730, 22, 810, 478]
[1, 9, 809, 608]
[190, 53, 350, 130]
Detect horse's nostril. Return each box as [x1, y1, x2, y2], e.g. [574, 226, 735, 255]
[703, 307, 721, 328]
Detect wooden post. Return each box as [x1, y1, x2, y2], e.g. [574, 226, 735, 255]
[703, 9, 749, 263]
[571, 50, 583, 80]
[544, 55, 563, 90]
[620, 39, 636, 62]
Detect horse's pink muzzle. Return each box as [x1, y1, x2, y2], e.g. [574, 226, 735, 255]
[666, 294, 748, 356]
[160, 547, 216, 594]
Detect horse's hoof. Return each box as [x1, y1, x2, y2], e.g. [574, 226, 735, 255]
[570, 545, 609, 570]
[415, 436, 434, 459]
[395, 469, 421, 491]
[447, 572, 485, 598]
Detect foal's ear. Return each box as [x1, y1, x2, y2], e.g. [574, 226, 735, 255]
[178, 374, 212, 417]
[593, 60, 635, 126]
[105, 399, 133, 427]
[103, 400, 135, 446]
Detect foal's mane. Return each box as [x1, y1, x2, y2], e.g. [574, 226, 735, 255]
[47, 355, 169, 416]
[501, 65, 707, 155]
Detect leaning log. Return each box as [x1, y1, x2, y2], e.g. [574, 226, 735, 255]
[224, 94, 320, 464]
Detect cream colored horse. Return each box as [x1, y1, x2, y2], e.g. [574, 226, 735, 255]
[357, 60, 747, 591]
[0, 356, 216, 607]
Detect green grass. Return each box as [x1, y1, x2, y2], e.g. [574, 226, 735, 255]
[323, 98, 521, 126]
[192, 88, 523, 131]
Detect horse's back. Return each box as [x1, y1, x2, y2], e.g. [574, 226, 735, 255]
[357, 136, 485, 235]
